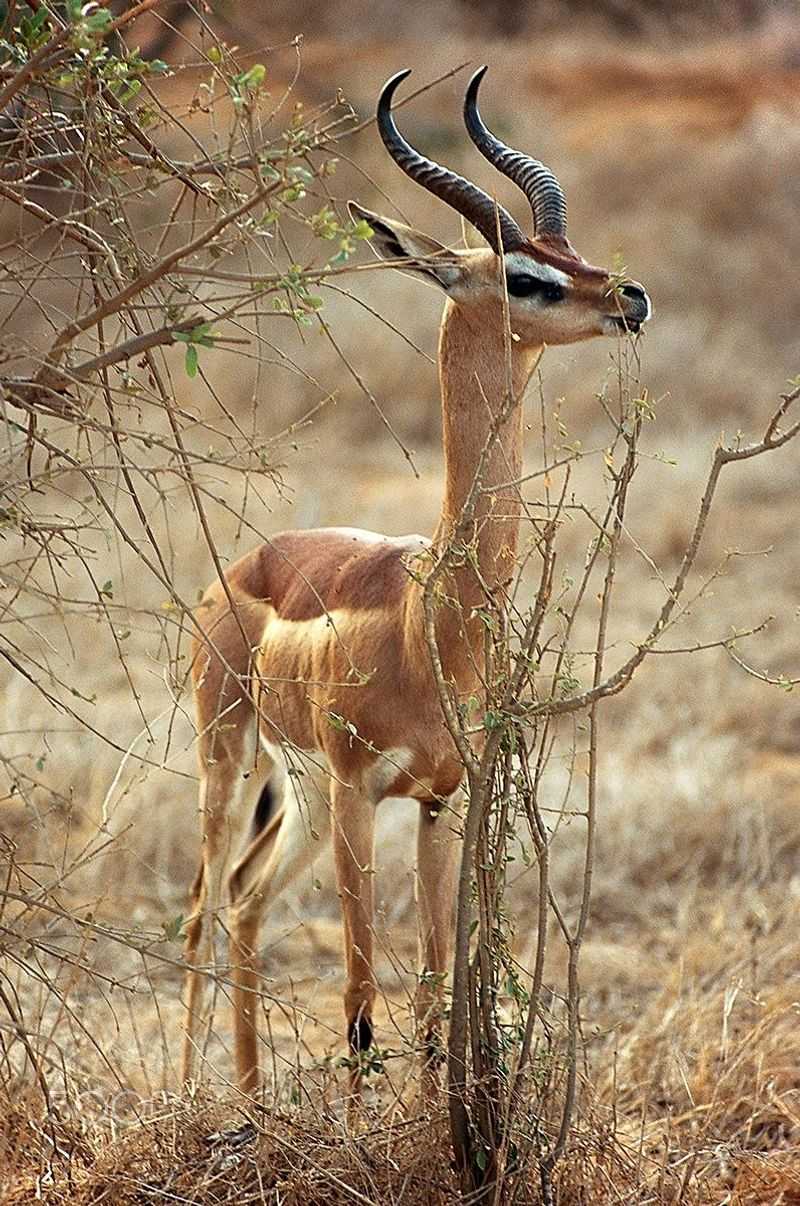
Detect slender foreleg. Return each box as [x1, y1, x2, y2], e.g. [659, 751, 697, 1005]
[181, 763, 244, 1084]
[415, 791, 462, 1097]
[330, 779, 377, 1107]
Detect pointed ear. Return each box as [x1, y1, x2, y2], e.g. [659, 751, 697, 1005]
[347, 202, 465, 292]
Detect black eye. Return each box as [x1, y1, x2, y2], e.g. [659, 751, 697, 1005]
[542, 282, 565, 303]
[506, 274, 565, 303]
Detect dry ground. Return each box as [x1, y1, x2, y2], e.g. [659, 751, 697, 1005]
[4, 18, 800, 1204]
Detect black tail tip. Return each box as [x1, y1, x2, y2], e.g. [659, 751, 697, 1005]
[348, 1015, 373, 1053]
[251, 779, 275, 836]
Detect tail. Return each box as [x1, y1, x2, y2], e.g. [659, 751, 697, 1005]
[250, 777, 276, 839]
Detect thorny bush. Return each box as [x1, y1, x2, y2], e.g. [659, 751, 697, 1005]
[3, 5, 800, 1204]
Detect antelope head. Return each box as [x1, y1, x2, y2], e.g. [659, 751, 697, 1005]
[350, 67, 651, 350]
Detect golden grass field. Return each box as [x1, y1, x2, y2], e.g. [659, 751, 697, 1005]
[4, 13, 800, 1202]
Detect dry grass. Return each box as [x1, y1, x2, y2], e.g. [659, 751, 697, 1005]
[2, 1091, 458, 1204]
[4, 18, 800, 1203]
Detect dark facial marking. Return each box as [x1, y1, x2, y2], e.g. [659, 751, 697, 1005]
[506, 273, 565, 303]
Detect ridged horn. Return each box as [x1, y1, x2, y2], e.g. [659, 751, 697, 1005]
[464, 65, 568, 239]
[377, 69, 526, 254]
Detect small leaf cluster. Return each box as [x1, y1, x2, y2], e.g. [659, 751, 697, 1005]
[174, 324, 218, 380]
[230, 62, 266, 108]
[7, 2, 49, 53]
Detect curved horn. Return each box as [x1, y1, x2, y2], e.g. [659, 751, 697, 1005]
[377, 69, 525, 254]
[464, 65, 568, 240]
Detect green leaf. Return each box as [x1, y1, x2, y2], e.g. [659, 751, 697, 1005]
[174, 322, 216, 349]
[99, 579, 113, 598]
[162, 914, 185, 943]
[242, 62, 266, 88]
[184, 344, 198, 378]
[311, 206, 339, 239]
[231, 63, 266, 100]
[119, 79, 141, 102]
[85, 9, 112, 33]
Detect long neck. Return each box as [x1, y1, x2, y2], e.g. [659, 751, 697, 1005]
[410, 298, 542, 689]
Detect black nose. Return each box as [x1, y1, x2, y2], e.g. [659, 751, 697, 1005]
[620, 283, 647, 303]
[619, 280, 651, 324]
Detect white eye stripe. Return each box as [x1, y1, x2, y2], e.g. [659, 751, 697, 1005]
[503, 252, 570, 288]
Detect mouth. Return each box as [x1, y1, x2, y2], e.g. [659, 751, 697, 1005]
[607, 314, 642, 335]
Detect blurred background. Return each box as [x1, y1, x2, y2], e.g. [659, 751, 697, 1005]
[3, 2, 800, 1189]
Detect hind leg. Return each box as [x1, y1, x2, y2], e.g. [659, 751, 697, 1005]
[181, 856, 210, 1085]
[229, 754, 332, 1094]
[181, 747, 257, 1085]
